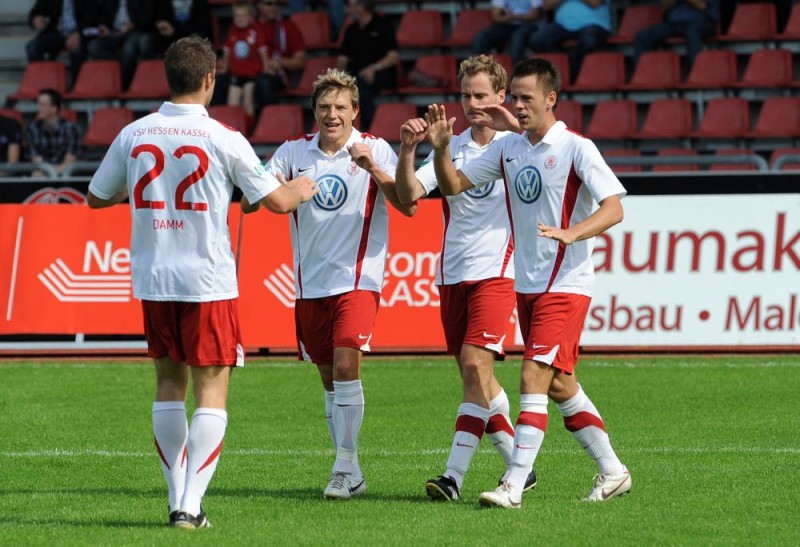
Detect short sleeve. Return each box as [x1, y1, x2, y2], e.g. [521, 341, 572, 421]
[574, 137, 626, 203]
[88, 133, 128, 199]
[228, 132, 281, 203]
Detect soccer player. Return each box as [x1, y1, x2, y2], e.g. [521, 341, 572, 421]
[395, 55, 536, 501]
[86, 36, 317, 528]
[427, 57, 631, 509]
[243, 68, 416, 499]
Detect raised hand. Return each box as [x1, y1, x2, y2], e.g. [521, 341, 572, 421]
[472, 103, 521, 132]
[400, 118, 429, 148]
[424, 103, 455, 151]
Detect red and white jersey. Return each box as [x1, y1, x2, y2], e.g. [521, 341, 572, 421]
[89, 102, 281, 302]
[267, 128, 398, 299]
[460, 121, 626, 296]
[417, 128, 514, 285]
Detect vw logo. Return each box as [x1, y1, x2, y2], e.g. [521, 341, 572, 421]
[313, 174, 348, 210]
[466, 181, 495, 199]
[514, 166, 542, 204]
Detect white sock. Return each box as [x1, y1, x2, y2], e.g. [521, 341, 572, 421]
[181, 407, 227, 516]
[486, 389, 514, 467]
[152, 401, 188, 513]
[444, 403, 489, 489]
[332, 380, 364, 478]
[557, 386, 624, 476]
[506, 394, 548, 490]
[324, 390, 336, 447]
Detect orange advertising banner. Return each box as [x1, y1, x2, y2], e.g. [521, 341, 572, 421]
[1, 203, 515, 351]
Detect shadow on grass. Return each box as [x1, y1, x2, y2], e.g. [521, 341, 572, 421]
[214, 486, 432, 504]
[0, 516, 171, 529]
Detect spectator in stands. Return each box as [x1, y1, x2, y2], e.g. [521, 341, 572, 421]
[26, 88, 83, 178]
[471, 0, 544, 64]
[525, 0, 611, 77]
[0, 113, 22, 173]
[336, 0, 399, 130]
[287, 0, 344, 41]
[633, 0, 720, 71]
[255, 0, 307, 109]
[87, 0, 162, 90]
[218, 2, 270, 119]
[25, 0, 101, 87]
[155, 0, 214, 54]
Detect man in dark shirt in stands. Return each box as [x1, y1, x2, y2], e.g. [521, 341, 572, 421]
[26, 89, 82, 178]
[0, 114, 22, 166]
[633, 0, 720, 71]
[336, 0, 399, 130]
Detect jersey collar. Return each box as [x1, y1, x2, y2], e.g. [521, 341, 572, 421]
[158, 102, 209, 117]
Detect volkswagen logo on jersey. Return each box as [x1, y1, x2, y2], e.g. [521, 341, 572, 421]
[465, 181, 495, 199]
[313, 174, 348, 210]
[514, 166, 542, 204]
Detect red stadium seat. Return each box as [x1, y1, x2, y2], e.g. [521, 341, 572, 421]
[607, 4, 663, 45]
[368, 103, 418, 142]
[120, 59, 170, 99]
[747, 97, 800, 138]
[83, 107, 135, 147]
[7, 61, 67, 102]
[736, 49, 793, 89]
[679, 49, 737, 90]
[207, 105, 248, 133]
[397, 55, 459, 95]
[60, 108, 79, 123]
[776, 2, 800, 39]
[625, 51, 681, 91]
[709, 149, 759, 171]
[584, 100, 638, 140]
[65, 60, 122, 100]
[718, 2, 776, 42]
[770, 148, 800, 170]
[535, 52, 571, 90]
[444, 9, 492, 48]
[652, 147, 699, 172]
[282, 56, 338, 97]
[555, 99, 582, 133]
[0, 107, 23, 124]
[690, 98, 750, 139]
[289, 11, 332, 50]
[638, 99, 693, 139]
[602, 148, 642, 173]
[396, 10, 444, 48]
[570, 52, 626, 92]
[250, 104, 306, 144]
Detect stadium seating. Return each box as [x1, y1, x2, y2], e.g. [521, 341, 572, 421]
[83, 107, 135, 147]
[7, 61, 67, 102]
[584, 100, 638, 140]
[0, 107, 23, 124]
[652, 147, 699, 172]
[66, 60, 122, 100]
[396, 10, 444, 49]
[534, 52, 572, 90]
[690, 97, 750, 139]
[602, 148, 642, 173]
[396, 55, 459, 95]
[250, 104, 305, 145]
[709, 149, 759, 171]
[776, 2, 800, 40]
[606, 4, 663, 45]
[282, 56, 338, 98]
[120, 60, 169, 99]
[207, 105, 248, 133]
[678, 49, 737, 90]
[570, 52, 626, 92]
[718, 2, 777, 42]
[625, 51, 681, 91]
[555, 100, 582, 133]
[637, 99, 693, 139]
[368, 103, 418, 142]
[289, 11, 332, 50]
[736, 49, 793, 89]
[770, 148, 800, 170]
[747, 98, 800, 138]
[443, 9, 492, 48]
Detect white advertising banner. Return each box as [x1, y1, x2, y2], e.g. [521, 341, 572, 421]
[572, 193, 800, 348]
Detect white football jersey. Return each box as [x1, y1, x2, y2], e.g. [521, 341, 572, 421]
[460, 121, 626, 296]
[267, 128, 398, 299]
[417, 128, 514, 285]
[89, 102, 281, 302]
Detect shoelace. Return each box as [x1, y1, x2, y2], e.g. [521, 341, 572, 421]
[329, 472, 348, 490]
[497, 481, 514, 493]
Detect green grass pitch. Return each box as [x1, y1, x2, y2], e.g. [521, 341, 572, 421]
[0, 354, 798, 545]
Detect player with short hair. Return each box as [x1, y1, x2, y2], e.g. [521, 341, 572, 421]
[427, 57, 631, 509]
[395, 55, 536, 501]
[87, 35, 317, 528]
[244, 68, 416, 499]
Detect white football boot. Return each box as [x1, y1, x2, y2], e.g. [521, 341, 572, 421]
[478, 480, 522, 509]
[583, 465, 632, 501]
[324, 472, 367, 500]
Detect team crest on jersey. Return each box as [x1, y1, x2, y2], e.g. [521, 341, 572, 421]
[544, 156, 557, 170]
[466, 181, 495, 199]
[313, 174, 348, 210]
[514, 166, 542, 204]
[347, 162, 359, 176]
[254, 163, 265, 175]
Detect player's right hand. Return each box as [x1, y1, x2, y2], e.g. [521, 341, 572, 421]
[400, 118, 428, 148]
[424, 104, 455, 151]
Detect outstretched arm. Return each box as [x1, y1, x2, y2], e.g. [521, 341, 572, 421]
[242, 173, 318, 214]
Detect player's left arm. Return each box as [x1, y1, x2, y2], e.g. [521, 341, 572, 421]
[87, 133, 129, 209]
[537, 194, 622, 244]
[348, 141, 417, 217]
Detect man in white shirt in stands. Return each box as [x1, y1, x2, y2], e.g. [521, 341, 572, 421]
[87, 35, 317, 529]
[428, 57, 631, 509]
[395, 55, 536, 502]
[244, 68, 416, 500]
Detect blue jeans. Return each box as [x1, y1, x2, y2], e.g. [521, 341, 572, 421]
[633, 19, 716, 69]
[472, 22, 540, 63]
[527, 22, 608, 78]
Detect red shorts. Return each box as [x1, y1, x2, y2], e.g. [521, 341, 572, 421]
[439, 277, 516, 355]
[295, 290, 380, 365]
[516, 292, 591, 374]
[142, 299, 244, 367]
